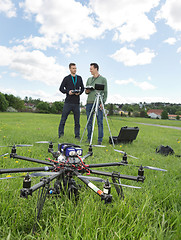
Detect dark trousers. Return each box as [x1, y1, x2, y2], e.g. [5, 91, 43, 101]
[58, 103, 80, 138]
[86, 103, 103, 142]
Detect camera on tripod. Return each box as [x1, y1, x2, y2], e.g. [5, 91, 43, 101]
[71, 89, 81, 94]
[95, 84, 104, 91]
[85, 84, 104, 91]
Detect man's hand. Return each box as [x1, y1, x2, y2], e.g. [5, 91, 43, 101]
[69, 90, 74, 95]
[85, 89, 91, 94]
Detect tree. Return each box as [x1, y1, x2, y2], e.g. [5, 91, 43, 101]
[140, 110, 147, 118]
[176, 115, 180, 120]
[14, 97, 25, 111]
[4, 94, 24, 111]
[36, 102, 50, 113]
[52, 101, 64, 113]
[133, 111, 140, 117]
[0, 92, 8, 111]
[161, 110, 168, 119]
[24, 96, 28, 103]
[109, 103, 114, 116]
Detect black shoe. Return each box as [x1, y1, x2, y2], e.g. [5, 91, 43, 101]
[59, 134, 64, 138]
[75, 136, 80, 140]
[97, 141, 102, 145]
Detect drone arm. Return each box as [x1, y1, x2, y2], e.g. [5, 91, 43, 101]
[20, 170, 64, 198]
[89, 169, 145, 182]
[0, 166, 54, 174]
[74, 171, 112, 203]
[82, 152, 93, 161]
[88, 162, 124, 168]
[75, 171, 103, 196]
[31, 172, 62, 193]
[10, 154, 54, 166]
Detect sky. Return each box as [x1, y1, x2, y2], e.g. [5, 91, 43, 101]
[0, 0, 181, 105]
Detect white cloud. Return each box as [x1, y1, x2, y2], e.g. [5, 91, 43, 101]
[115, 78, 156, 90]
[19, 35, 58, 50]
[21, 89, 65, 103]
[177, 47, 181, 53]
[113, 14, 156, 43]
[0, 45, 68, 86]
[110, 47, 156, 66]
[164, 37, 176, 45]
[20, 0, 102, 42]
[107, 94, 181, 104]
[156, 0, 181, 31]
[0, 0, 16, 17]
[21, 90, 51, 99]
[17, 0, 159, 54]
[0, 46, 13, 65]
[10, 72, 18, 77]
[90, 0, 158, 43]
[60, 41, 79, 57]
[0, 86, 17, 95]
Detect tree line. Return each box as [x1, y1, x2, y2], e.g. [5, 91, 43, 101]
[1, 92, 181, 118]
[0, 92, 64, 114]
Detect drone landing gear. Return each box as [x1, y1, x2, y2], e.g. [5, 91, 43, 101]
[112, 172, 124, 200]
[32, 174, 81, 233]
[32, 178, 50, 233]
[62, 175, 80, 202]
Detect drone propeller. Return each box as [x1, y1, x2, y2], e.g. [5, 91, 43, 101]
[0, 153, 9, 158]
[30, 172, 57, 177]
[114, 150, 167, 171]
[114, 149, 138, 159]
[119, 162, 167, 172]
[0, 176, 20, 180]
[0, 144, 33, 148]
[0, 172, 57, 180]
[92, 144, 106, 148]
[35, 141, 53, 144]
[77, 175, 141, 189]
[136, 165, 167, 172]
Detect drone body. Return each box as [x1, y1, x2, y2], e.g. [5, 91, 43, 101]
[0, 142, 166, 231]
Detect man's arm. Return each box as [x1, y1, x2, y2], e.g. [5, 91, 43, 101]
[60, 77, 74, 95]
[59, 78, 68, 94]
[79, 76, 84, 95]
[103, 78, 108, 103]
[85, 78, 91, 94]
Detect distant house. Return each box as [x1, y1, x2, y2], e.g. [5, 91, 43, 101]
[24, 103, 35, 108]
[147, 109, 163, 119]
[168, 114, 181, 120]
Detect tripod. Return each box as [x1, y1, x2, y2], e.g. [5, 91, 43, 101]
[80, 91, 115, 147]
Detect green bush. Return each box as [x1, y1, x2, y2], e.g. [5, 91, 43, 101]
[6, 107, 18, 112]
[0, 92, 8, 112]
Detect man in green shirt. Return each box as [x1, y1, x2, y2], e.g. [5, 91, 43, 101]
[85, 63, 108, 145]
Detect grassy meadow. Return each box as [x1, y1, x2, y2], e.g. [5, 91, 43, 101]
[0, 112, 181, 239]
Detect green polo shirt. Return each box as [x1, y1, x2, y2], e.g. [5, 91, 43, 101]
[86, 75, 107, 104]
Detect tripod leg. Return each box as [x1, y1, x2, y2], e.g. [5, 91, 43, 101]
[89, 94, 100, 145]
[80, 97, 97, 143]
[99, 96, 115, 147]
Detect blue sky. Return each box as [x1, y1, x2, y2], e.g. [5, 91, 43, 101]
[0, 0, 181, 104]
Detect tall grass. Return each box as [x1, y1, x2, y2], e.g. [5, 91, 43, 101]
[0, 113, 181, 239]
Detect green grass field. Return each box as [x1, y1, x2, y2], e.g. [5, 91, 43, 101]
[0, 112, 181, 239]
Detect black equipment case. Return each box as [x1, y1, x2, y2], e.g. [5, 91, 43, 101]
[109, 126, 139, 144]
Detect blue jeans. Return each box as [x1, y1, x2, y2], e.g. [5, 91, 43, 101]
[86, 103, 103, 142]
[58, 103, 80, 138]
